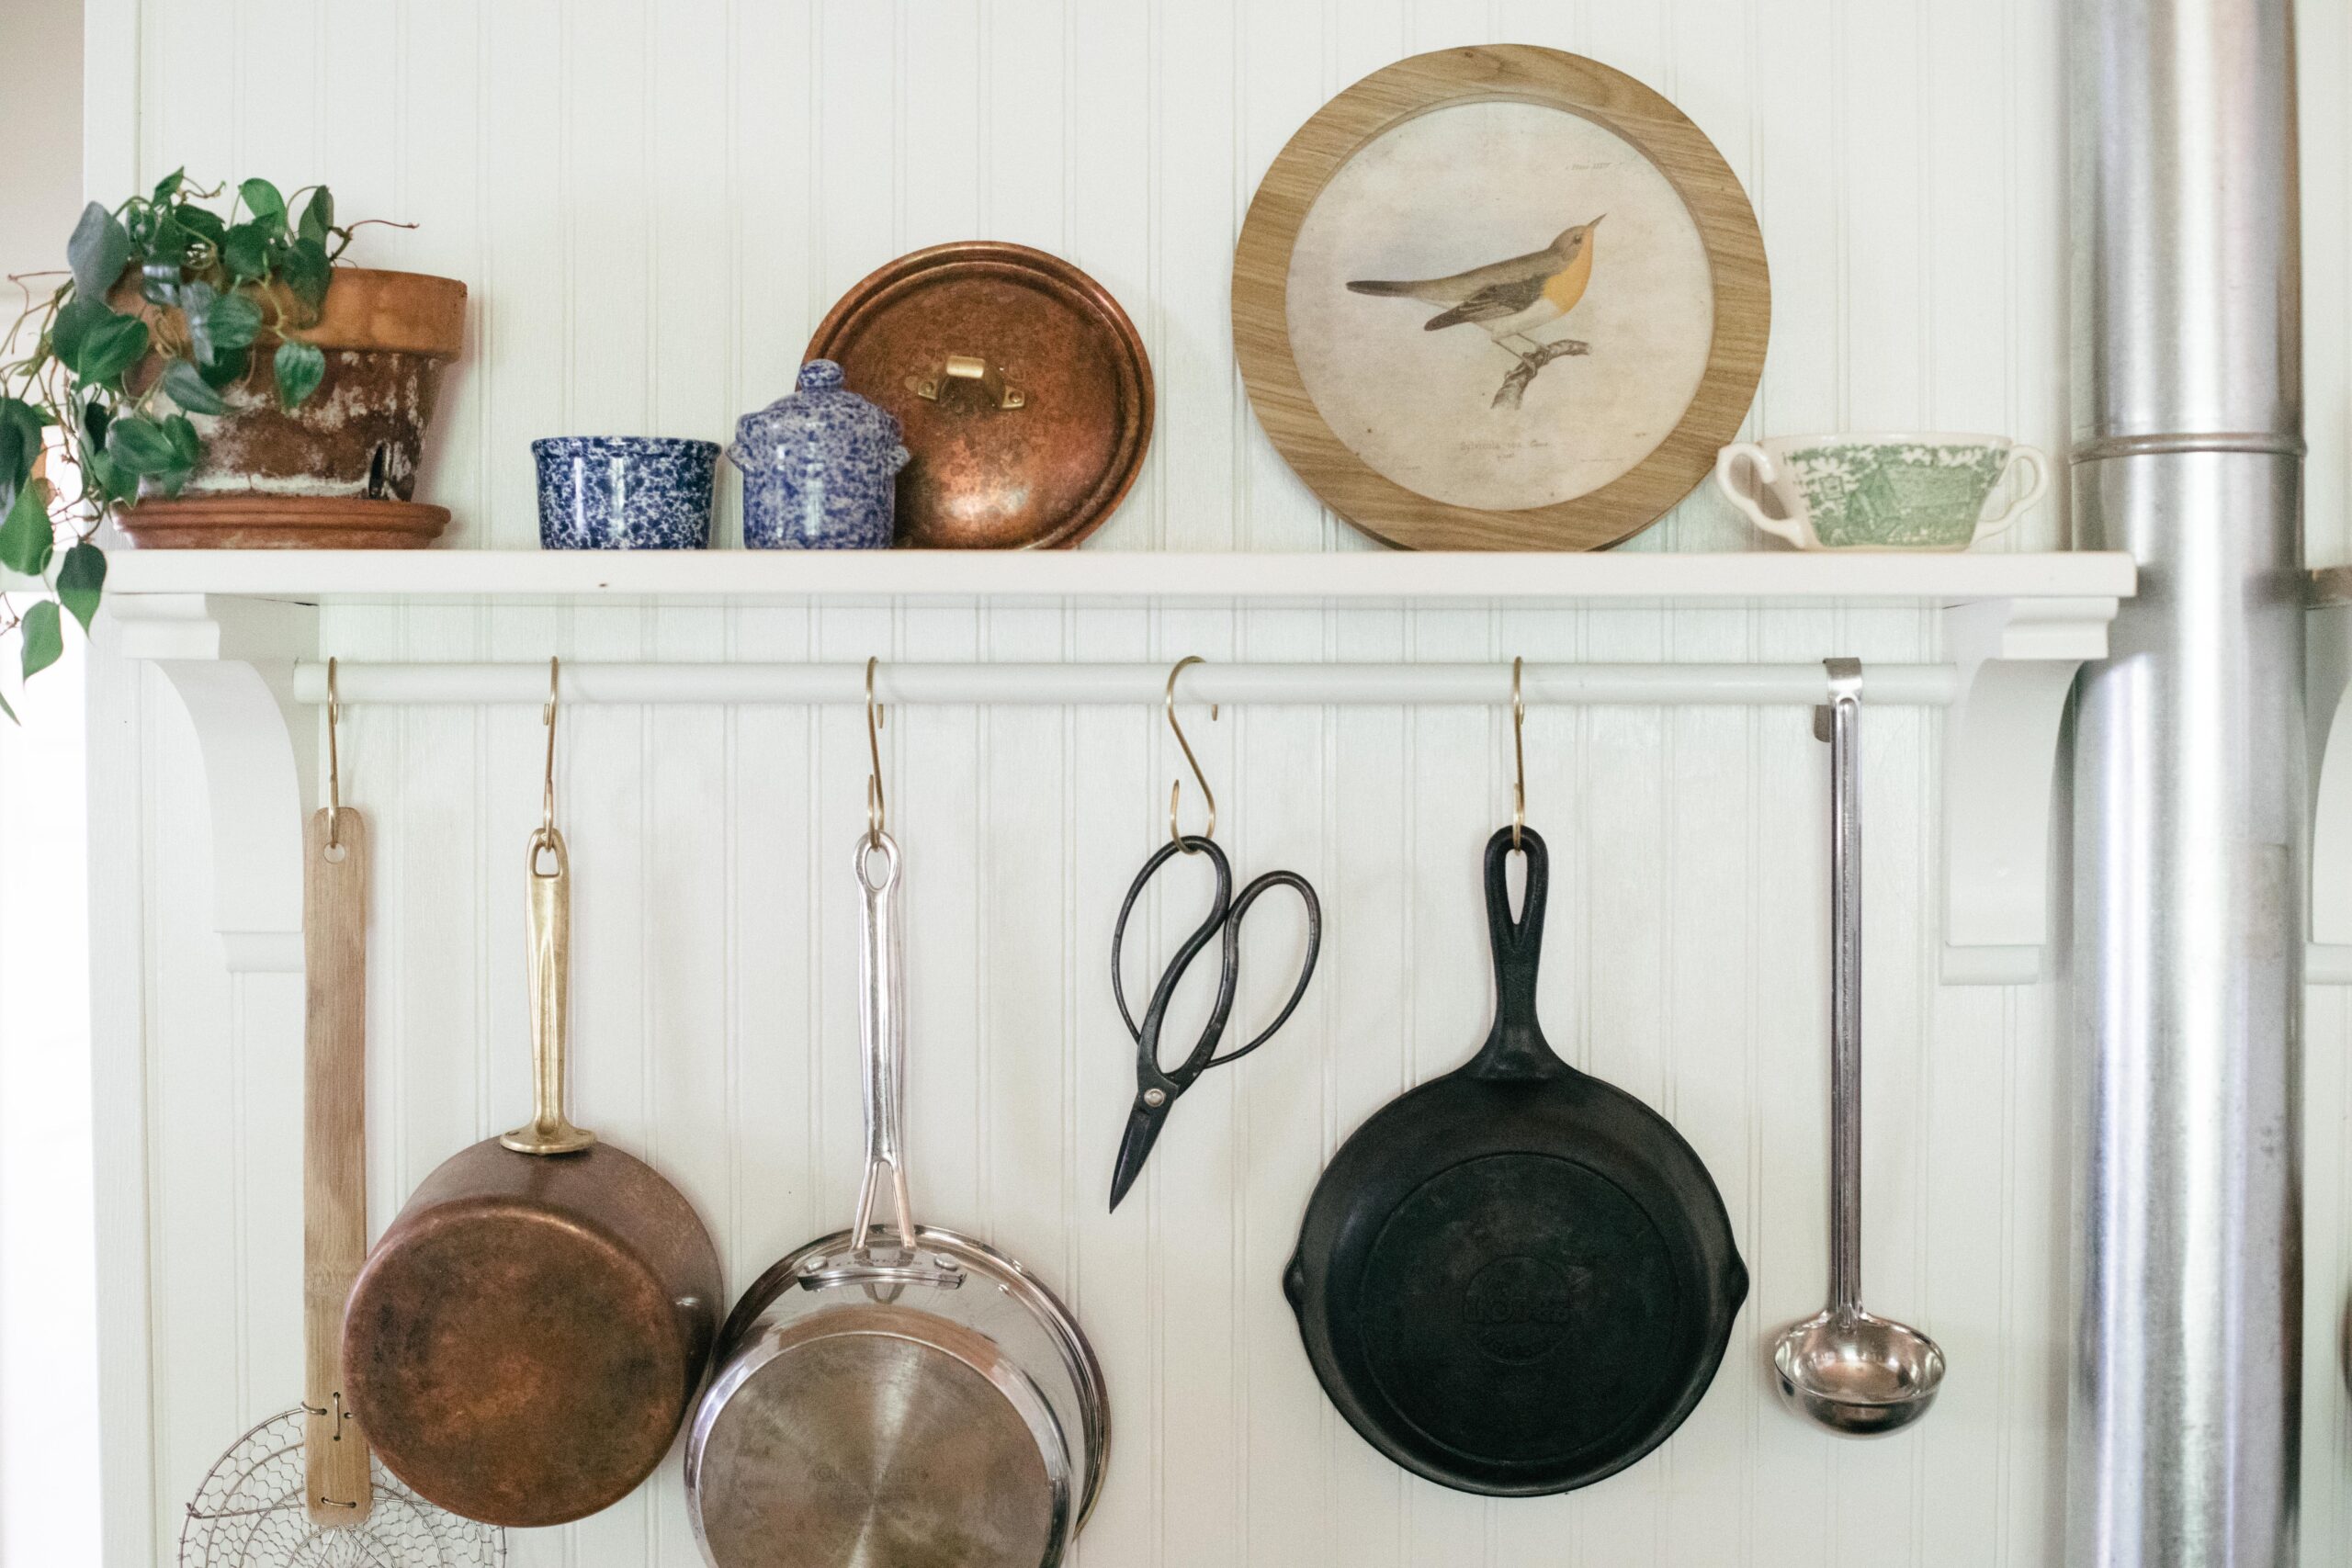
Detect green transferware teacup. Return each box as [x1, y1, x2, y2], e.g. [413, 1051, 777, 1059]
[1713, 434, 2050, 551]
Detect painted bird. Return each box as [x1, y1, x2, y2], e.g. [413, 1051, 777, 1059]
[1347, 216, 1604, 356]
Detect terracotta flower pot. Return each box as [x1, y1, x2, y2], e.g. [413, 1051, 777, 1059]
[111, 266, 466, 547]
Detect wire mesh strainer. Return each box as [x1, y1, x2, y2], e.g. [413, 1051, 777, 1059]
[179, 1406, 503, 1568]
[180, 795, 503, 1566]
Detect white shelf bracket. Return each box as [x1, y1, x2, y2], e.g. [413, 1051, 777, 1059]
[1939, 594, 2119, 985]
[100, 592, 318, 974]
[2306, 603, 2352, 982]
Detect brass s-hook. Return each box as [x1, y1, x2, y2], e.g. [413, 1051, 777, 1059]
[325, 657, 344, 849]
[1166, 655, 1216, 850]
[539, 657, 560, 844]
[1510, 656, 1526, 850]
[865, 657, 888, 850]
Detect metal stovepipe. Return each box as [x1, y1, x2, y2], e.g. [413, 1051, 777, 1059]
[2069, 0, 2305, 1562]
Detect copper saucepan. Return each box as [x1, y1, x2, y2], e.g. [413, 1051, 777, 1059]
[684, 830, 1108, 1567]
[343, 824, 723, 1528]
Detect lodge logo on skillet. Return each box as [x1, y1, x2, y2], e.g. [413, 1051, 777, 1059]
[1463, 1254, 1591, 1362]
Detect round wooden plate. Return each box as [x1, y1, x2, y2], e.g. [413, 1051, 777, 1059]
[1233, 45, 1770, 551]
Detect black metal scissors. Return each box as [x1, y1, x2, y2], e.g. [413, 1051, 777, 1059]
[1108, 834, 1321, 1210]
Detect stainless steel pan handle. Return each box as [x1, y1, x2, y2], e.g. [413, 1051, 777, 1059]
[1823, 658, 1864, 1321]
[802, 830, 962, 1292]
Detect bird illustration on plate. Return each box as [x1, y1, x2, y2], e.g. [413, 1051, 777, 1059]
[1347, 215, 1603, 410]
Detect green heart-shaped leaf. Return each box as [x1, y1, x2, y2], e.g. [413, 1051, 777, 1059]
[0, 398, 45, 502]
[67, 201, 132, 299]
[176, 280, 218, 364]
[196, 347, 251, 389]
[51, 299, 149, 385]
[56, 541, 106, 635]
[298, 187, 335, 246]
[0, 478, 54, 577]
[178, 205, 226, 248]
[239, 178, 287, 231]
[18, 600, 62, 680]
[160, 357, 232, 415]
[82, 446, 131, 506]
[49, 297, 104, 362]
[279, 238, 331, 312]
[220, 223, 270, 282]
[104, 414, 180, 476]
[162, 414, 200, 467]
[206, 290, 264, 353]
[274, 341, 326, 411]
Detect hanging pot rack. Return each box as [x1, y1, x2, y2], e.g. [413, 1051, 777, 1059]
[285, 659, 1963, 708]
[96, 548, 2131, 987]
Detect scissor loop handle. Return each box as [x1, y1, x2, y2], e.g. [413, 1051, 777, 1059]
[1200, 868, 1321, 1071]
[1111, 835, 1234, 1052]
[1110, 835, 1320, 1087]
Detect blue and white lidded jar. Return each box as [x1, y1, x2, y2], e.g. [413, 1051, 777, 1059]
[728, 361, 911, 549]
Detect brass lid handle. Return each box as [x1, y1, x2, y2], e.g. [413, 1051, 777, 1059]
[904, 354, 1024, 410]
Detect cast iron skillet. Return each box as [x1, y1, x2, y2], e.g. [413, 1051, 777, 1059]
[1287, 826, 1747, 1495]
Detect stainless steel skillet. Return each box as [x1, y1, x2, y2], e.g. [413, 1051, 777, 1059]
[684, 831, 1107, 1568]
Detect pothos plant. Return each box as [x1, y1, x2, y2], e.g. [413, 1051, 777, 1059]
[0, 171, 366, 719]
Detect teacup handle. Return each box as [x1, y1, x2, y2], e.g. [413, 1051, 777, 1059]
[1713, 443, 1803, 546]
[1974, 444, 2051, 539]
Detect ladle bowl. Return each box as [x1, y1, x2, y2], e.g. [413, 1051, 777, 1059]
[1772, 1308, 1945, 1438]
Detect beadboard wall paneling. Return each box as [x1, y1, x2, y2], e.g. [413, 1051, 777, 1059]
[120, 0, 2085, 558]
[79, 0, 2351, 1564]
[98, 600, 2080, 1568]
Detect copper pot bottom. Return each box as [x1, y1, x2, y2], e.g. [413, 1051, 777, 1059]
[343, 1140, 722, 1529]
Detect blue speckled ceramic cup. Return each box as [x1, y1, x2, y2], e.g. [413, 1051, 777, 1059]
[533, 436, 718, 549]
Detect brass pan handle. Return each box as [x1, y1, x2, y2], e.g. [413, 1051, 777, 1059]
[905, 354, 1024, 410]
[503, 828, 597, 1156]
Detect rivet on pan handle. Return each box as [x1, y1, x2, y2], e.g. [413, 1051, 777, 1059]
[904, 354, 1025, 409]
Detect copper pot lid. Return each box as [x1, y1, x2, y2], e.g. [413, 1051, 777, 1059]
[807, 243, 1153, 549]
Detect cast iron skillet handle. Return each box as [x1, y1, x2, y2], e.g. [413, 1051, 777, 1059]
[1468, 824, 1568, 1080]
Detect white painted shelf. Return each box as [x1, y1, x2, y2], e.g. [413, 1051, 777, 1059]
[98, 547, 2132, 987]
[100, 547, 2136, 607]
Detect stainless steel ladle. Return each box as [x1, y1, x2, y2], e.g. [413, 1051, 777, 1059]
[1772, 659, 1946, 1437]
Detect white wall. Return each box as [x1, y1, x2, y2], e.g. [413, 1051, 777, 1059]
[0, 3, 100, 1567]
[73, 0, 2352, 1565]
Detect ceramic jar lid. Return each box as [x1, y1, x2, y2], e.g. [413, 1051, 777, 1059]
[730, 360, 905, 459]
[806, 243, 1154, 549]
